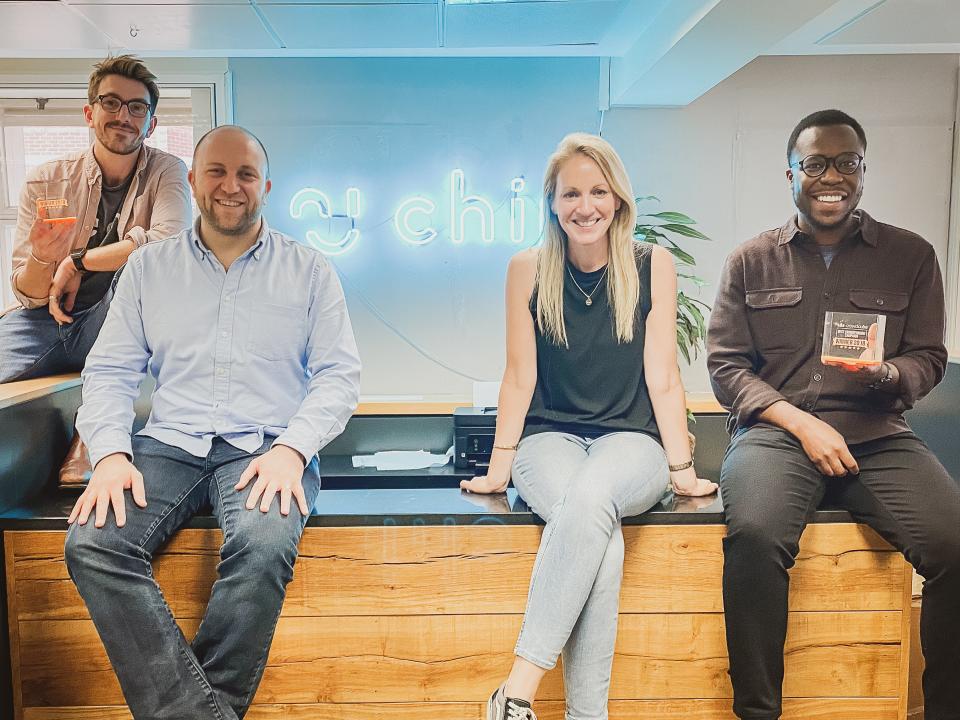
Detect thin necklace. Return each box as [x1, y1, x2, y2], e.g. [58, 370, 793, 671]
[566, 263, 609, 307]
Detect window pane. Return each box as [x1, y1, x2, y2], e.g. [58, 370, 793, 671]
[144, 126, 196, 171]
[144, 86, 213, 170]
[3, 126, 91, 207]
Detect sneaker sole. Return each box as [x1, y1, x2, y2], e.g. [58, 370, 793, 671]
[487, 691, 499, 720]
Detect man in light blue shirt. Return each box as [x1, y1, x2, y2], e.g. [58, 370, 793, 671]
[64, 125, 361, 720]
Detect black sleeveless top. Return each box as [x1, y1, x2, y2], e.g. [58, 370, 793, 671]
[522, 243, 660, 443]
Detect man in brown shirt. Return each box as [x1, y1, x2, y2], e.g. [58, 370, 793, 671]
[708, 109, 960, 720]
[0, 55, 191, 384]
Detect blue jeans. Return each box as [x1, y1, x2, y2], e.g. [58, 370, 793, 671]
[0, 290, 113, 383]
[64, 436, 320, 720]
[511, 431, 669, 720]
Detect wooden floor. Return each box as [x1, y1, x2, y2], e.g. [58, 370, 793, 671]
[5, 524, 912, 719]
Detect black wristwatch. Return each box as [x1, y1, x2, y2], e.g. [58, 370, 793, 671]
[70, 247, 88, 273]
[868, 362, 895, 391]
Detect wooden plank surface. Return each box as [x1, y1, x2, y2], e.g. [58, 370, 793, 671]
[0, 374, 725, 415]
[8, 524, 905, 621]
[4, 535, 26, 720]
[0, 374, 81, 410]
[22, 697, 901, 720]
[18, 611, 902, 706]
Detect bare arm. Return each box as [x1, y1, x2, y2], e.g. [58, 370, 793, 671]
[644, 247, 716, 497]
[460, 250, 539, 494]
[84, 238, 137, 272]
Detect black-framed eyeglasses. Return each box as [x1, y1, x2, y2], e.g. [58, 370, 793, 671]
[93, 94, 151, 119]
[790, 152, 863, 178]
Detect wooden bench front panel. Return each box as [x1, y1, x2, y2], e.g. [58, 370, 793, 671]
[5, 524, 912, 720]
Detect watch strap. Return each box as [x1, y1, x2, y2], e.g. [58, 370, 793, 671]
[868, 362, 894, 390]
[70, 248, 87, 273]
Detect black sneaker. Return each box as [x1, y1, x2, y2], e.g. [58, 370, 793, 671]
[486, 684, 537, 720]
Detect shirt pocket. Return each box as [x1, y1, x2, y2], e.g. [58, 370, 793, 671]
[849, 289, 909, 357]
[745, 287, 803, 354]
[247, 302, 306, 361]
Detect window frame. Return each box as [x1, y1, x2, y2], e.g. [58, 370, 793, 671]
[948, 61, 960, 360]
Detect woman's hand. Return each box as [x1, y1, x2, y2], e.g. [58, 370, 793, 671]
[670, 466, 718, 497]
[460, 449, 514, 494]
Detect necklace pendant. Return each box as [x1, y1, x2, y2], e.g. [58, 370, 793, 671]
[585, 297, 593, 307]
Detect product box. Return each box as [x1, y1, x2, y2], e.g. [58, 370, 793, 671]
[822, 311, 885, 368]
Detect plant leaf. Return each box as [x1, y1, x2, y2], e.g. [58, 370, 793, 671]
[677, 272, 707, 287]
[646, 211, 696, 224]
[635, 225, 668, 239]
[659, 223, 711, 240]
[664, 244, 696, 266]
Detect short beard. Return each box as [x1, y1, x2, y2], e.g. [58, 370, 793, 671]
[200, 201, 260, 237]
[804, 209, 855, 233]
[96, 126, 144, 156]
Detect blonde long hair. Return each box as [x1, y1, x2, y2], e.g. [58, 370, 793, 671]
[536, 132, 639, 347]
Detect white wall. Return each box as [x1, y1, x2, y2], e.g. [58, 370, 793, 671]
[604, 53, 959, 393]
[232, 57, 602, 402]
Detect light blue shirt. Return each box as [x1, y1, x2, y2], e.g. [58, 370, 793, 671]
[78, 219, 361, 469]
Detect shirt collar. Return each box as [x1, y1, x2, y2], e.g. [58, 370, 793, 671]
[190, 216, 270, 261]
[777, 209, 878, 248]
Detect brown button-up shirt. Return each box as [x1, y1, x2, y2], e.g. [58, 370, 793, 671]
[10, 143, 192, 310]
[707, 210, 947, 444]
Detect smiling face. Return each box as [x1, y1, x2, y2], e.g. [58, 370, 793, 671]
[83, 74, 156, 157]
[787, 124, 865, 237]
[551, 153, 622, 255]
[189, 127, 271, 237]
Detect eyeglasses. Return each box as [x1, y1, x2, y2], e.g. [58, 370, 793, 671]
[791, 152, 863, 178]
[93, 94, 151, 119]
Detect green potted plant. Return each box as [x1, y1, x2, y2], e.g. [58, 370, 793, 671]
[634, 198, 711, 365]
[634, 198, 711, 426]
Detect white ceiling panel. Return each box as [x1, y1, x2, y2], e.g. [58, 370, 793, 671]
[822, 0, 960, 45]
[259, 0, 430, 4]
[445, 0, 624, 48]
[71, 4, 281, 51]
[0, 2, 112, 52]
[71, 0, 247, 4]
[260, 4, 439, 49]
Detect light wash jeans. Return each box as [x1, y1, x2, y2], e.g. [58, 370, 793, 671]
[512, 431, 669, 720]
[64, 435, 320, 720]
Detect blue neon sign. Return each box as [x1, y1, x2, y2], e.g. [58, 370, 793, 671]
[289, 169, 544, 255]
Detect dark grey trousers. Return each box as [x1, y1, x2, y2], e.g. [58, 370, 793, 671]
[720, 425, 960, 720]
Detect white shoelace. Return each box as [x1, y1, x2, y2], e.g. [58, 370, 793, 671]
[505, 701, 535, 720]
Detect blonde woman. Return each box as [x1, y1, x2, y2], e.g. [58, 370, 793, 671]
[461, 133, 717, 720]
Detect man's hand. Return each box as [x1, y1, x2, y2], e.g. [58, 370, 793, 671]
[29, 210, 74, 265]
[792, 413, 859, 476]
[459, 449, 512, 494]
[68, 453, 146, 528]
[235, 445, 310, 516]
[670, 467, 718, 497]
[48, 258, 82, 324]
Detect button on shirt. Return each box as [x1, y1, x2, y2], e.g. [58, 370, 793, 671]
[77, 220, 361, 469]
[707, 210, 947, 445]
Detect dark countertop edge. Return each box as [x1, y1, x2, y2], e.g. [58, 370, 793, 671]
[0, 509, 855, 531]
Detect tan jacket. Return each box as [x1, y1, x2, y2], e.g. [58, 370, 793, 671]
[10, 143, 192, 309]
